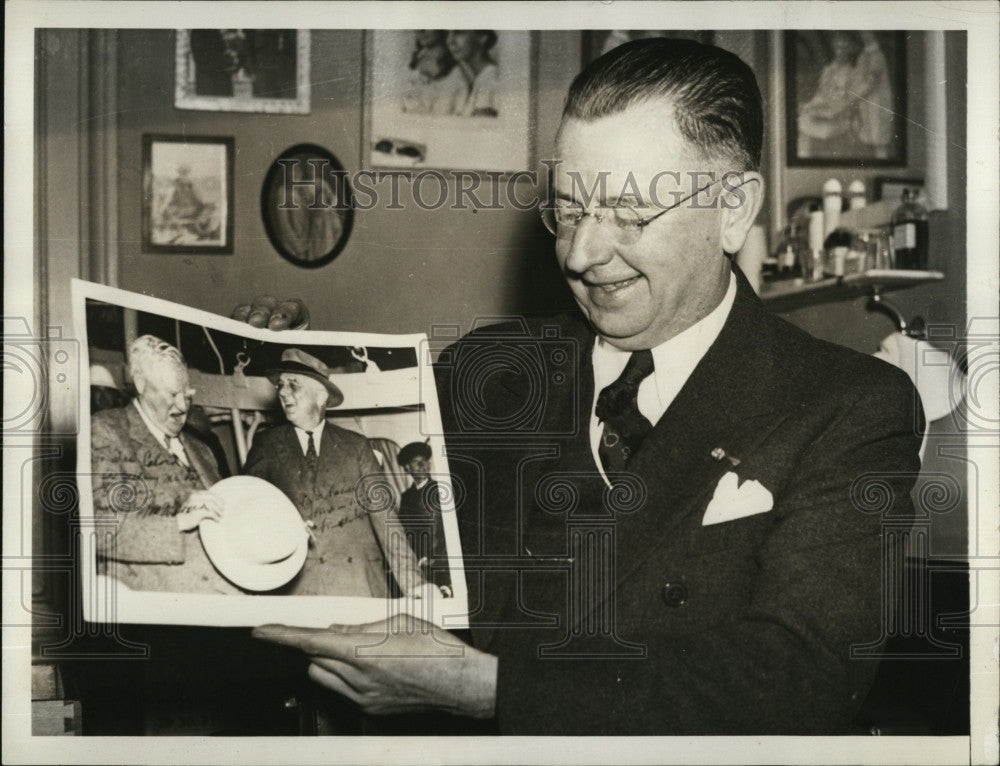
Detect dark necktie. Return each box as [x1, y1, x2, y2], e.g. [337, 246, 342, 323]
[595, 349, 655, 473]
[304, 431, 318, 475]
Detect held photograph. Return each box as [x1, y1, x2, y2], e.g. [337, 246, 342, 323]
[73, 280, 465, 629]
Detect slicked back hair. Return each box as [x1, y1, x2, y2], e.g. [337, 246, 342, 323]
[563, 37, 764, 172]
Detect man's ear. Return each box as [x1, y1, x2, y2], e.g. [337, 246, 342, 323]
[718, 171, 765, 255]
[132, 370, 146, 396]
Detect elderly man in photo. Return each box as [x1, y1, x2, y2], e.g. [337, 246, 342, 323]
[255, 38, 922, 735]
[244, 348, 430, 598]
[90, 334, 238, 594]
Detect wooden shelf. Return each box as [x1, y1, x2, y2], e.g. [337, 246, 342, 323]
[759, 270, 945, 313]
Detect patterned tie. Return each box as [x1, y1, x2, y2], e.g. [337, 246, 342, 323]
[595, 349, 655, 473]
[304, 431, 318, 474]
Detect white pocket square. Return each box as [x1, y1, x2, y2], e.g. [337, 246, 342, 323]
[702, 471, 773, 526]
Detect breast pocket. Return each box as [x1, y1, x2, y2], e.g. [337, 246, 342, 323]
[688, 510, 774, 558]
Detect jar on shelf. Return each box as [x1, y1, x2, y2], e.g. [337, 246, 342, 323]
[890, 188, 929, 270]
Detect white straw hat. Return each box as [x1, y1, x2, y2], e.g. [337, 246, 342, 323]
[199, 476, 309, 592]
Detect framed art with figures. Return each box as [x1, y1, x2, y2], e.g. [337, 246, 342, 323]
[785, 30, 906, 166]
[142, 134, 234, 254]
[364, 30, 533, 171]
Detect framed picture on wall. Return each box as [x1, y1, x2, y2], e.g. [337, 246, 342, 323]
[142, 134, 234, 254]
[364, 30, 533, 171]
[582, 30, 714, 64]
[785, 30, 906, 166]
[175, 29, 310, 114]
[260, 143, 355, 269]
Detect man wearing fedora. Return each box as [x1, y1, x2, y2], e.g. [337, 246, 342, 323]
[244, 348, 429, 598]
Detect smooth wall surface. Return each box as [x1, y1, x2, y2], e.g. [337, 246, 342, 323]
[116, 29, 579, 335]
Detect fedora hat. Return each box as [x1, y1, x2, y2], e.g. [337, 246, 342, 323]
[266, 348, 344, 407]
[199, 476, 310, 592]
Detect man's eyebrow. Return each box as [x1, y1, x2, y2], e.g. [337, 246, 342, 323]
[552, 191, 648, 206]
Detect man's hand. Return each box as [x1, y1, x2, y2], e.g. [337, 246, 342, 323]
[176, 490, 225, 531]
[253, 617, 498, 718]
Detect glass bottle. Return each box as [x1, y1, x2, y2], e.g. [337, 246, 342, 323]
[890, 188, 929, 270]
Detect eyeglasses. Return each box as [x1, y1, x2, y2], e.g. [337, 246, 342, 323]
[539, 177, 722, 245]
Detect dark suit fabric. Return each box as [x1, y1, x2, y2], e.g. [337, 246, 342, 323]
[398, 480, 452, 589]
[244, 422, 425, 597]
[437, 269, 923, 735]
[90, 403, 239, 594]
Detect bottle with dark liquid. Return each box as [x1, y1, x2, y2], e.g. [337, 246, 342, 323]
[890, 188, 929, 270]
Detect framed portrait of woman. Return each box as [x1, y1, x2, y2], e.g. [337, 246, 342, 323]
[260, 144, 354, 268]
[785, 30, 907, 166]
[364, 30, 534, 172]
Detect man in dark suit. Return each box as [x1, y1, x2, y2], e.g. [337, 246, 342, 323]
[90, 335, 238, 593]
[255, 38, 922, 733]
[396, 441, 452, 594]
[244, 348, 430, 598]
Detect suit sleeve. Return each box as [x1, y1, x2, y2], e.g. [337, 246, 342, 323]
[242, 432, 271, 481]
[494, 367, 924, 734]
[90, 412, 186, 564]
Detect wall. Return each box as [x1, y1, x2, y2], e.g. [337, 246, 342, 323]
[115, 30, 579, 336]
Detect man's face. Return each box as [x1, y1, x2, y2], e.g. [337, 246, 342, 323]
[552, 100, 734, 351]
[276, 373, 328, 430]
[403, 455, 432, 484]
[136, 359, 193, 437]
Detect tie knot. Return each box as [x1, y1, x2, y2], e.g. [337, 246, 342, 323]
[596, 349, 654, 423]
[621, 349, 654, 387]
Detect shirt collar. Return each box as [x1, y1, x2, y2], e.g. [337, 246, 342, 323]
[133, 398, 173, 448]
[294, 420, 325, 453]
[593, 271, 737, 414]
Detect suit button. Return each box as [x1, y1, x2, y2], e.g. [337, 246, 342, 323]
[662, 582, 688, 607]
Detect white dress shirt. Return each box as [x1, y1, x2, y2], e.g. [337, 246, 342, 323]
[293, 421, 325, 457]
[589, 272, 737, 484]
[133, 398, 189, 467]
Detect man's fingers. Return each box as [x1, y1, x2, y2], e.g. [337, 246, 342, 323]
[307, 662, 364, 704]
[252, 624, 372, 658]
[310, 656, 373, 691]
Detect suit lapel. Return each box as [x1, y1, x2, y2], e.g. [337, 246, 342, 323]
[605, 268, 789, 585]
[178, 431, 216, 490]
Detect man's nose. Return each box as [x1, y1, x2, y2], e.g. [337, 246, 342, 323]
[560, 216, 616, 274]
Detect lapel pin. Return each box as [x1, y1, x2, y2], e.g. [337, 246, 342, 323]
[711, 447, 741, 467]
